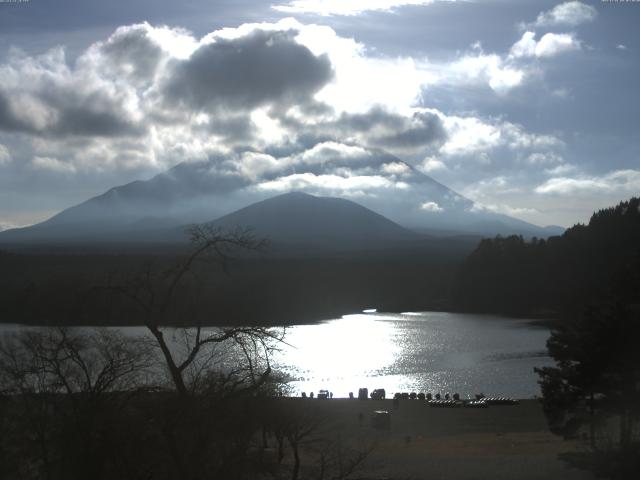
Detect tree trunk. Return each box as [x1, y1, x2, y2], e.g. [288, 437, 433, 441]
[291, 441, 300, 480]
[620, 409, 631, 450]
[262, 425, 268, 448]
[148, 326, 188, 396]
[277, 434, 285, 464]
[589, 392, 595, 449]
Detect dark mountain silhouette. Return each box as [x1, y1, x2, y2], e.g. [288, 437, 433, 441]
[201, 191, 419, 252]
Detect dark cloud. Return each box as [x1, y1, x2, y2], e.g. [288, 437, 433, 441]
[163, 29, 333, 111]
[338, 109, 446, 150]
[275, 106, 447, 157]
[52, 104, 145, 138]
[98, 24, 164, 82]
[0, 92, 34, 134]
[0, 89, 145, 138]
[206, 114, 257, 144]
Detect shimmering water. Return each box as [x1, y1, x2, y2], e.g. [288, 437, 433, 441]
[0, 311, 554, 399]
[272, 311, 553, 399]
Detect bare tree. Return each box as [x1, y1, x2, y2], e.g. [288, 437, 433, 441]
[263, 399, 376, 480]
[0, 327, 154, 480]
[315, 435, 376, 480]
[76, 225, 288, 479]
[98, 224, 284, 396]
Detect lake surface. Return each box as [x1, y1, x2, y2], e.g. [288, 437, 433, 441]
[0, 311, 554, 399]
[272, 311, 554, 399]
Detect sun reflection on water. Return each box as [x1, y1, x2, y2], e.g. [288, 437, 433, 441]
[273, 311, 553, 399]
[274, 313, 401, 394]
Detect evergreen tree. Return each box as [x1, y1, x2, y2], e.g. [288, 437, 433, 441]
[535, 303, 640, 450]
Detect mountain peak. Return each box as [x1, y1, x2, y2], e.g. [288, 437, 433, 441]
[277, 191, 313, 198]
[208, 191, 418, 252]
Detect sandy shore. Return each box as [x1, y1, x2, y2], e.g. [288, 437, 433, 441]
[279, 398, 595, 479]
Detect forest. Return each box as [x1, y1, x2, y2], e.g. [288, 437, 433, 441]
[452, 197, 640, 318]
[0, 231, 475, 327]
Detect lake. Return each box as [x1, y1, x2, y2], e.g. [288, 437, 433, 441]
[272, 311, 554, 399]
[0, 311, 554, 399]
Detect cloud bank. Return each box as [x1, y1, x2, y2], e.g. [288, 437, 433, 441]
[0, 9, 627, 229]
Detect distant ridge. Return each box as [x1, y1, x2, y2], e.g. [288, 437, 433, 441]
[0, 146, 564, 247]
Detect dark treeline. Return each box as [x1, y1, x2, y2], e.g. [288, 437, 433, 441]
[452, 197, 640, 317]
[0, 240, 474, 327]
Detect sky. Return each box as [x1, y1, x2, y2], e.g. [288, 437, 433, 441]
[0, 0, 638, 230]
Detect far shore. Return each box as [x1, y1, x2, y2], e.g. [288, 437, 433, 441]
[0, 307, 558, 328]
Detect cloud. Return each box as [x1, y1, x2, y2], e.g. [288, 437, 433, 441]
[31, 156, 77, 174]
[470, 201, 538, 217]
[552, 88, 570, 98]
[0, 220, 22, 232]
[0, 143, 10, 165]
[296, 24, 430, 112]
[0, 20, 335, 172]
[419, 201, 443, 212]
[381, 162, 411, 176]
[293, 107, 447, 155]
[0, 15, 569, 210]
[90, 23, 167, 82]
[532, 1, 597, 28]
[0, 47, 147, 138]
[439, 115, 502, 156]
[272, 0, 438, 16]
[462, 176, 541, 221]
[510, 32, 581, 59]
[295, 23, 528, 111]
[0, 17, 545, 179]
[442, 52, 525, 92]
[436, 113, 562, 158]
[163, 29, 333, 111]
[420, 156, 447, 173]
[254, 172, 404, 196]
[2, 19, 426, 175]
[526, 152, 564, 165]
[191, 141, 402, 193]
[535, 169, 640, 195]
[544, 163, 577, 176]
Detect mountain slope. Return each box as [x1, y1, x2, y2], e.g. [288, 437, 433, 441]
[0, 146, 562, 245]
[206, 191, 419, 251]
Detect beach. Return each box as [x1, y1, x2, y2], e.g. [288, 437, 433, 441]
[274, 398, 595, 479]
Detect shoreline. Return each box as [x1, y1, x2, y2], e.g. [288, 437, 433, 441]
[0, 308, 557, 328]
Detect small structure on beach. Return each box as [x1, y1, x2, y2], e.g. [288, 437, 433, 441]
[371, 410, 391, 430]
[317, 389, 330, 399]
[370, 388, 386, 400]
